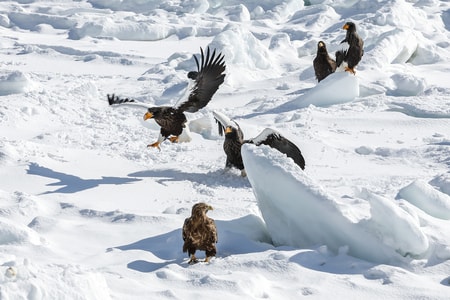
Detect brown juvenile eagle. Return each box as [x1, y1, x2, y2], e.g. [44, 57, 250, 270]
[335, 21, 364, 74]
[213, 111, 306, 177]
[107, 47, 226, 150]
[182, 202, 217, 264]
[313, 41, 336, 82]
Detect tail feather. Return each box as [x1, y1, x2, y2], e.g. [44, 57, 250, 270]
[107, 94, 136, 106]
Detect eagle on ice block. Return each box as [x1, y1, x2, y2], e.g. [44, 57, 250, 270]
[335, 21, 364, 75]
[107, 47, 226, 150]
[182, 203, 218, 264]
[313, 41, 336, 82]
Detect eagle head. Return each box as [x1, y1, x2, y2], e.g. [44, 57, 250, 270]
[317, 41, 328, 54]
[343, 22, 356, 31]
[143, 107, 162, 120]
[191, 202, 213, 217]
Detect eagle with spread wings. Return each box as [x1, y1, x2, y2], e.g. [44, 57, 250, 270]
[107, 47, 226, 150]
[213, 110, 306, 177]
[182, 202, 217, 264]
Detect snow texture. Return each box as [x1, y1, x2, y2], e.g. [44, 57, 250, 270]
[0, 0, 450, 299]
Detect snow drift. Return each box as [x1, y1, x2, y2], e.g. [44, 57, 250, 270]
[242, 144, 429, 264]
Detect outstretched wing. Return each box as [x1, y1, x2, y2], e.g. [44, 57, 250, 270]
[246, 128, 306, 170]
[212, 110, 240, 137]
[107, 94, 152, 109]
[177, 47, 226, 113]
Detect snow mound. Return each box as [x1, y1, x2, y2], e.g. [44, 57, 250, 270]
[69, 17, 175, 41]
[0, 218, 42, 246]
[209, 24, 275, 83]
[0, 260, 111, 300]
[281, 72, 359, 109]
[396, 180, 450, 220]
[242, 144, 429, 263]
[388, 73, 426, 96]
[430, 173, 450, 196]
[0, 71, 33, 96]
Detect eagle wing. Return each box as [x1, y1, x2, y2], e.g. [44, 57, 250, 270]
[246, 128, 306, 170]
[206, 217, 218, 244]
[107, 94, 152, 109]
[177, 47, 226, 113]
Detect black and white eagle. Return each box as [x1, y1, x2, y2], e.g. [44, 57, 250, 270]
[213, 111, 306, 177]
[313, 41, 336, 82]
[107, 47, 226, 150]
[335, 22, 364, 74]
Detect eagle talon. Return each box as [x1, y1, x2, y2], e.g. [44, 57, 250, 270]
[147, 142, 161, 151]
[344, 66, 356, 75]
[169, 136, 179, 143]
[188, 255, 198, 264]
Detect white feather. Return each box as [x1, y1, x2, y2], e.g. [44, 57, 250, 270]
[212, 110, 239, 129]
[250, 128, 280, 144]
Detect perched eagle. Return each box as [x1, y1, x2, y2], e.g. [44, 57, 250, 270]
[107, 47, 226, 150]
[313, 41, 336, 82]
[213, 111, 306, 177]
[335, 21, 364, 74]
[182, 202, 217, 264]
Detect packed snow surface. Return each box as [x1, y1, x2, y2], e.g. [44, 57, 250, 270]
[0, 0, 450, 299]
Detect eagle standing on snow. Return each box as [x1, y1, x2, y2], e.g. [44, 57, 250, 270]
[107, 47, 226, 150]
[313, 41, 336, 82]
[213, 111, 306, 177]
[182, 202, 218, 264]
[335, 22, 364, 74]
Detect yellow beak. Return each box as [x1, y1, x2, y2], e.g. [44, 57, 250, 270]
[144, 112, 153, 120]
[225, 126, 233, 134]
[343, 24, 349, 30]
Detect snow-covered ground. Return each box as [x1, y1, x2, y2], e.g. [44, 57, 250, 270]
[1, 0, 450, 299]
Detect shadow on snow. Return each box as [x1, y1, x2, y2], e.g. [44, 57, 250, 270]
[128, 168, 251, 188]
[27, 162, 142, 194]
[113, 215, 273, 273]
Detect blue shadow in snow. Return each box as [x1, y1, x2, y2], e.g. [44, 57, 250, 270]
[128, 168, 251, 188]
[114, 215, 273, 273]
[27, 162, 142, 194]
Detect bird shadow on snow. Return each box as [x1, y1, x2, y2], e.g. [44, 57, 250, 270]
[128, 168, 251, 189]
[27, 162, 142, 194]
[113, 215, 273, 273]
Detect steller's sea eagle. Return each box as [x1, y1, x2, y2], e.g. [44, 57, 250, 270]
[335, 21, 364, 75]
[213, 111, 306, 177]
[107, 47, 226, 150]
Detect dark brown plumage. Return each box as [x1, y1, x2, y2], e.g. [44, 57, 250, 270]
[107, 46, 226, 150]
[213, 111, 306, 177]
[335, 22, 364, 74]
[313, 41, 336, 82]
[182, 202, 217, 264]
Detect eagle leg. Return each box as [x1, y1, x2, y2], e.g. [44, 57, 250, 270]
[188, 254, 198, 264]
[204, 256, 213, 263]
[147, 141, 161, 151]
[344, 66, 356, 75]
[169, 136, 179, 143]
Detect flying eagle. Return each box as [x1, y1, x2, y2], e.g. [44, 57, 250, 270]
[213, 111, 306, 177]
[182, 202, 217, 264]
[313, 41, 336, 82]
[107, 47, 226, 150]
[335, 22, 364, 74]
